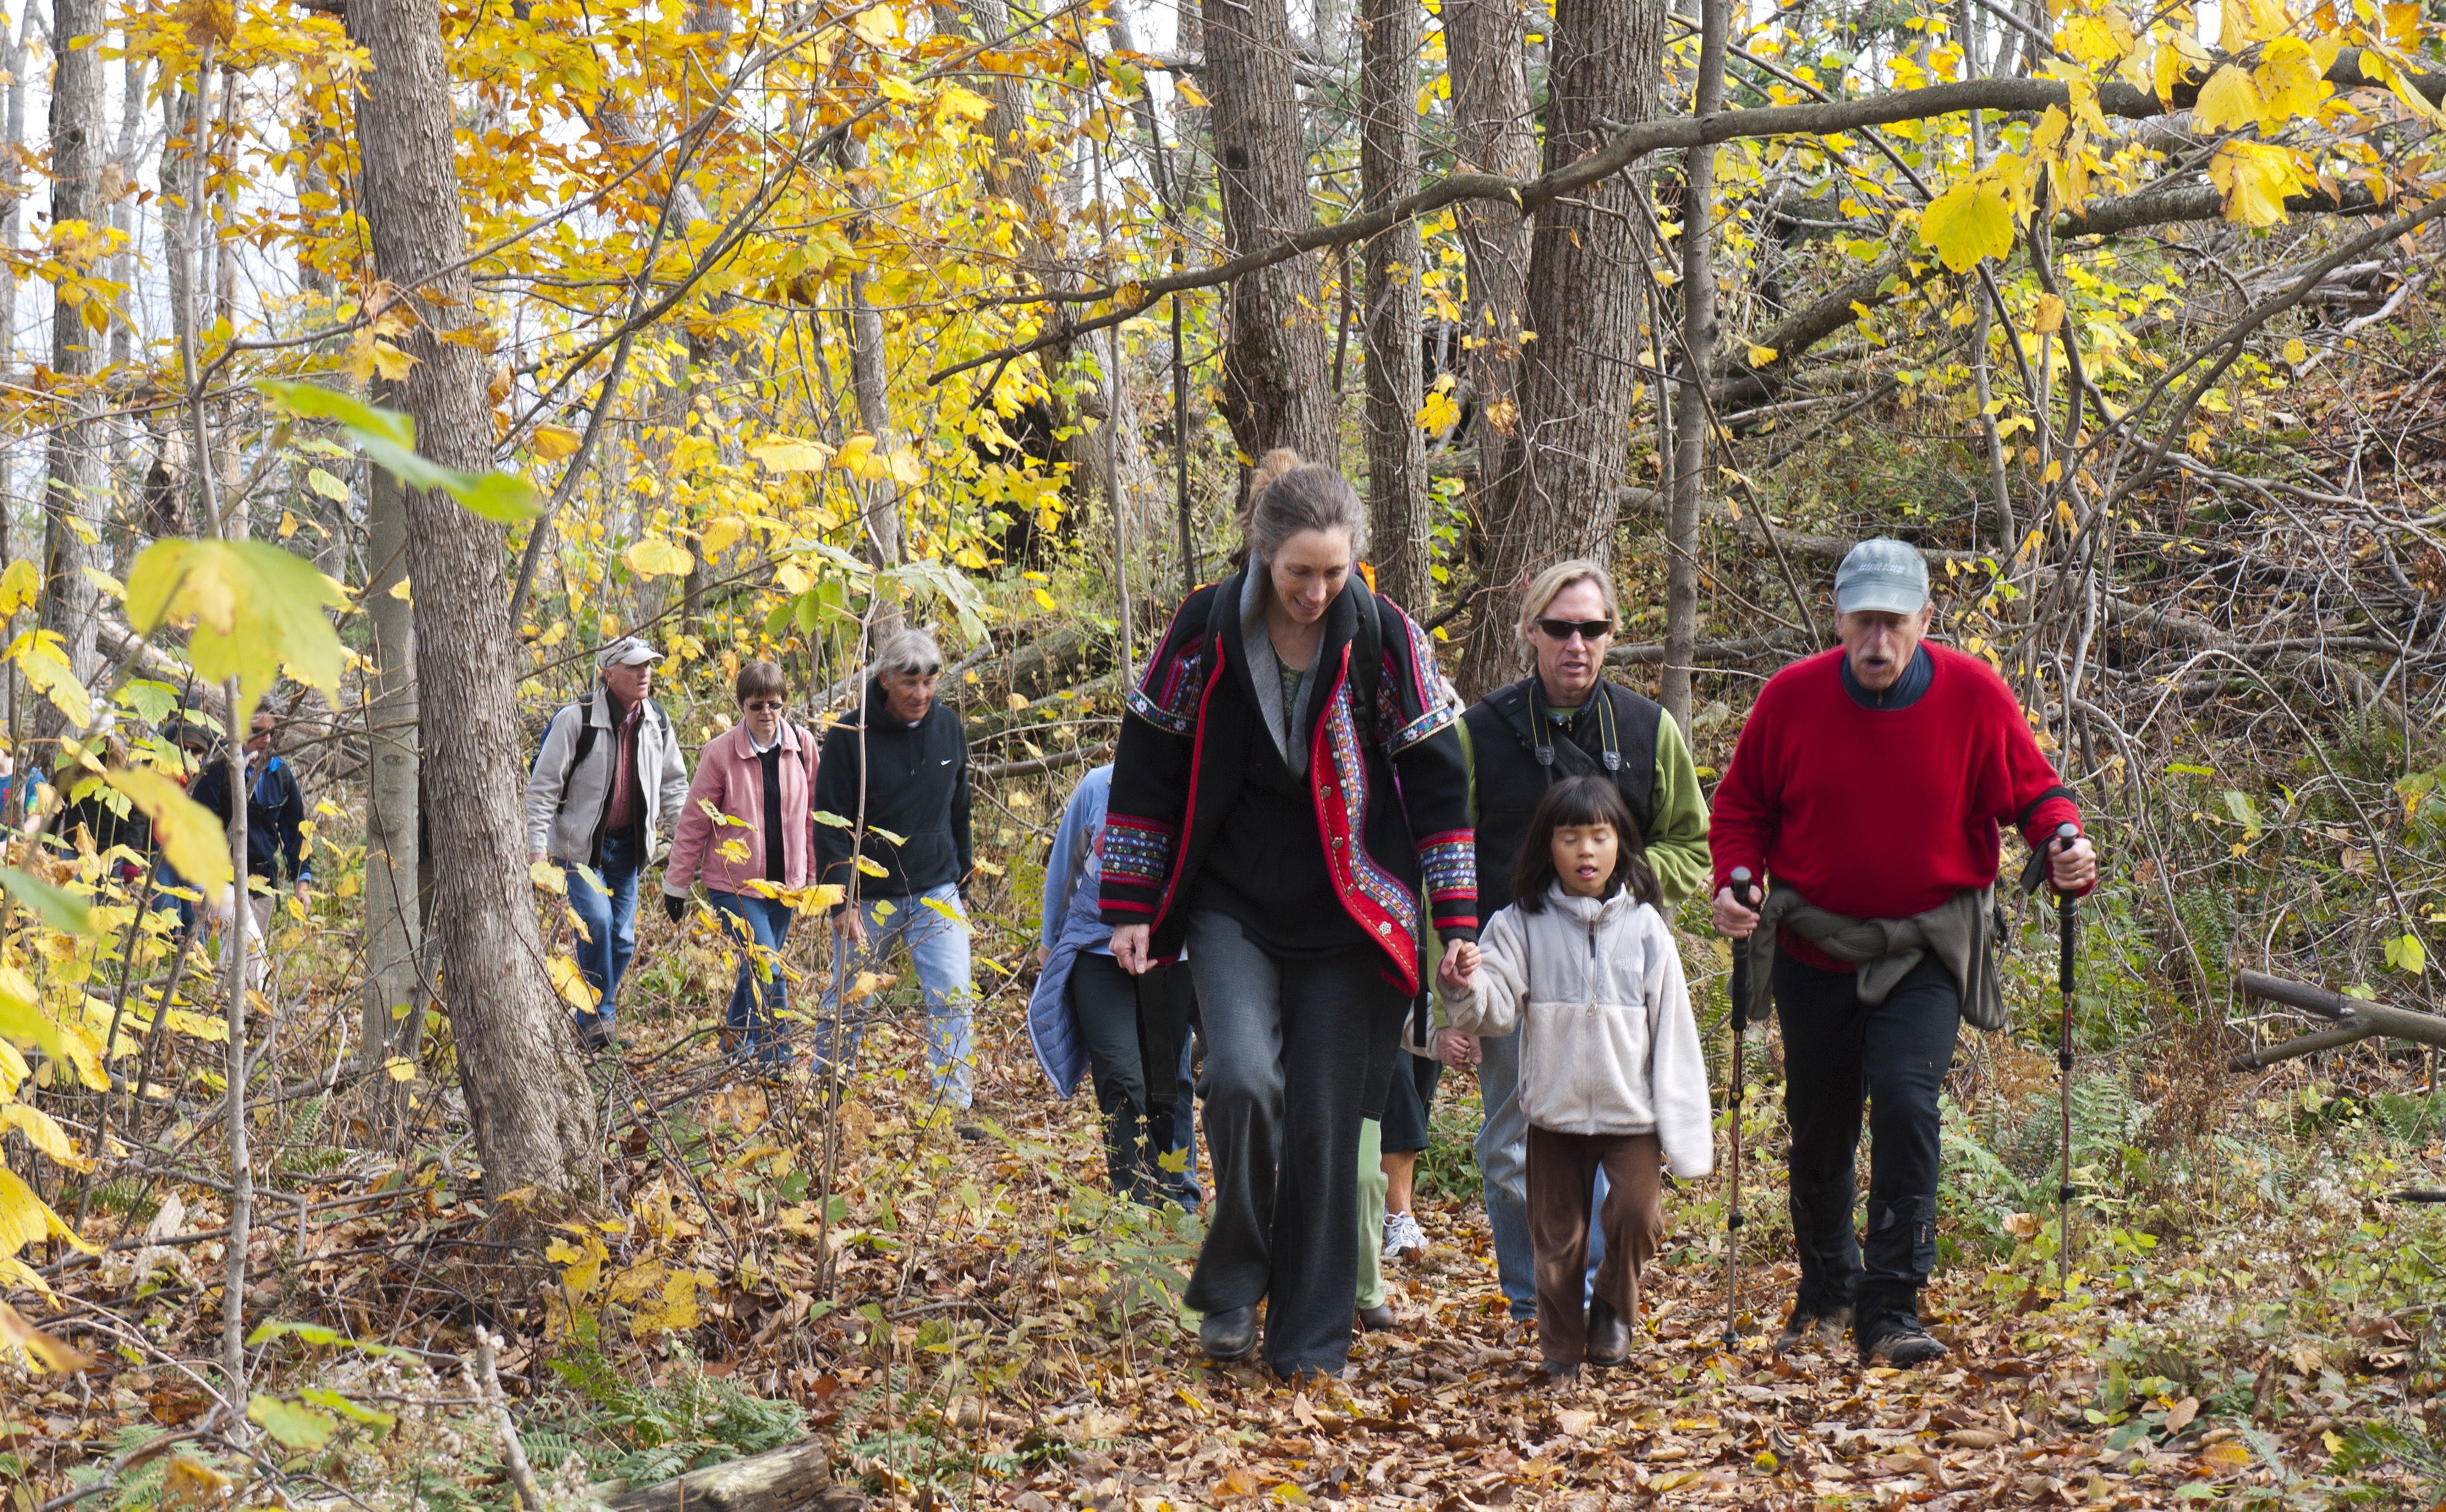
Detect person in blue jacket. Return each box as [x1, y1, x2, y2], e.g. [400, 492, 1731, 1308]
[1029, 763, 1199, 1208]
[189, 710, 311, 985]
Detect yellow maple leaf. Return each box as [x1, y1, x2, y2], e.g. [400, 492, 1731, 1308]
[938, 84, 995, 122]
[1919, 176, 2014, 272]
[547, 954, 599, 1010]
[0, 1299, 97, 1373]
[2192, 65, 2264, 133]
[2210, 141, 2308, 227]
[848, 4, 897, 45]
[749, 435, 834, 472]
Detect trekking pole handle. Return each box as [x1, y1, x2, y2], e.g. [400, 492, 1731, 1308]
[2051, 823, 2078, 996]
[1727, 867, 1757, 1023]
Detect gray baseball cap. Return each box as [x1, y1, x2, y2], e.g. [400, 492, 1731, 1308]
[595, 636, 664, 670]
[1833, 538, 1930, 616]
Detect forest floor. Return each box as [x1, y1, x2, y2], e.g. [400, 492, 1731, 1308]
[18, 927, 2446, 1510]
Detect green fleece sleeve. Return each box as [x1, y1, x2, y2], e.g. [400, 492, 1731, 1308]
[1647, 712, 1712, 910]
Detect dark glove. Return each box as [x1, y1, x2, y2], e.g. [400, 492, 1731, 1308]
[663, 894, 688, 924]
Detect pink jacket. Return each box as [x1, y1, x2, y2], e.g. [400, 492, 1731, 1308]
[662, 721, 819, 898]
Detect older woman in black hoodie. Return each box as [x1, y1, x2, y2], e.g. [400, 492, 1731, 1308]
[1102, 450, 1477, 1378]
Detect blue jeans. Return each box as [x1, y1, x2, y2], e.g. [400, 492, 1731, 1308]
[708, 890, 793, 1062]
[817, 883, 974, 1109]
[565, 831, 642, 1035]
[1477, 1029, 1607, 1321]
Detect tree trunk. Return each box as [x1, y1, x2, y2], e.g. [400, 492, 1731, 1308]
[1358, 0, 1428, 610]
[841, 135, 903, 632]
[40, 0, 107, 732]
[348, 0, 599, 1207]
[357, 464, 421, 1143]
[1659, 0, 1727, 728]
[0, 7, 26, 381]
[1455, 0, 1664, 695]
[1442, 0, 1535, 427]
[1204, 0, 1335, 469]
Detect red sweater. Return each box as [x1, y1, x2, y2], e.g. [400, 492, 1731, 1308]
[1710, 644, 2083, 969]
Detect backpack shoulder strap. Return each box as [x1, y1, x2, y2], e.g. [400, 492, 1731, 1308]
[1606, 683, 1663, 836]
[1345, 574, 1384, 745]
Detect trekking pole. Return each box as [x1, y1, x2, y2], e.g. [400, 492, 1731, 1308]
[2048, 823, 2080, 1292]
[1721, 867, 1757, 1348]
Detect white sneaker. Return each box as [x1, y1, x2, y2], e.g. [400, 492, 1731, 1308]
[1382, 1210, 1428, 1260]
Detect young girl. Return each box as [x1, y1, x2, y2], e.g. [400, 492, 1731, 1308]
[1440, 775, 1711, 1377]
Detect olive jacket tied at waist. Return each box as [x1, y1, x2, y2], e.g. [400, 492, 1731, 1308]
[1747, 882, 2007, 1032]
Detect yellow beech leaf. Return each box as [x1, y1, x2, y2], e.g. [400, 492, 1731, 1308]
[2204, 1440, 2254, 1469]
[1175, 79, 1209, 108]
[624, 538, 695, 578]
[124, 538, 348, 732]
[699, 517, 748, 558]
[529, 860, 567, 893]
[2192, 65, 2264, 133]
[106, 766, 234, 893]
[532, 424, 582, 461]
[749, 436, 834, 472]
[848, 3, 897, 45]
[0, 558, 39, 617]
[7, 629, 92, 730]
[0, 1300, 97, 1373]
[2253, 39, 2330, 126]
[938, 83, 995, 120]
[2211, 140, 2308, 228]
[2031, 294, 2066, 335]
[887, 448, 925, 486]
[831, 433, 881, 476]
[0, 1104, 84, 1168]
[547, 954, 599, 1010]
[0, 1165, 95, 1258]
[1919, 177, 2014, 272]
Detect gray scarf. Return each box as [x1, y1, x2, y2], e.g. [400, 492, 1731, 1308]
[1747, 883, 2008, 1032]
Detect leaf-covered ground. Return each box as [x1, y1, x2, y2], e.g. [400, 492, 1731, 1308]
[18, 933, 2446, 1510]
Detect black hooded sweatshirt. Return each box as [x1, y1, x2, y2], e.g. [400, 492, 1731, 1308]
[812, 679, 973, 905]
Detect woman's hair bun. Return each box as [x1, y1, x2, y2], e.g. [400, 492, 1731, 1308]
[1250, 447, 1303, 502]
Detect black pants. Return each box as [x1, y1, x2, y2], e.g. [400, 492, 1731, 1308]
[1184, 911, 1407, 1376]
[1774, 949, 1960, 1337]
[1069, 952, 1198, 1206]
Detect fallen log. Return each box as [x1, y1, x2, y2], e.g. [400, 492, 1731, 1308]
[599, 1437, 866, 1512]
[2228, 969, 2446, 1072]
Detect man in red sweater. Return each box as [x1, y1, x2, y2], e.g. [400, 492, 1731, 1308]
[1711, 538, 2098, 1366]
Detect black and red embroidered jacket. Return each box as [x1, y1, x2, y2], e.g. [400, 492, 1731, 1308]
[1097, 566, 1478, 995]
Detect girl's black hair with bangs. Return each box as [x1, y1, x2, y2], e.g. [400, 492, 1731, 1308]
[1510, 774, 1659, 913]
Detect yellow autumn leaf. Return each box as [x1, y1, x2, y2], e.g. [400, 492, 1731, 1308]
[848, 3, 897, 45]
[0, 1165, 95, 1258]
[0, 1300, 96, 1374]
[624, 538, 695, 578]
[888, 448, 925, 486]
[2152, 41, 2187, 105]
[1744, 343, 1779, 365]
[2283, 337, 2308, 365]
[532, 424, 582, 461]
[699, 517, 748, 557]
[0, 559, 39, 617]
[2191, 65, 2264, 133]
[8, 629, 92, 730]
[547, 954, 599, 1009]
[381, 1056, 416, 1081]
[2204, 1439, 2254, 1469]
[1175, 79, 1209, 108]
[106, 766, 234, 894]
[2030, 294, 2066, 335]
[0, 1104, 85, 1169]
[938, 83, 995, 121]
[1919, 176, 2014, 272]
[529, 859, 567, 893]
[832, 432, 882, 476]
[842, 969, 896, 1004]
[124, 538, 349, 733]
[2253, 39, 2330, 127]
[2057, 12, 2133, 66]
[2210, 140, 2308, 228]
[749, 435, 834, 472]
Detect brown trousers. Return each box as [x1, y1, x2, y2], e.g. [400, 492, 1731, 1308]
[1525, 1127, 1664, 1366]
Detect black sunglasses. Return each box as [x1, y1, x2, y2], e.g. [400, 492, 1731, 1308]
[1535, 617, 1614, 642]
[743, 699, 786, 712]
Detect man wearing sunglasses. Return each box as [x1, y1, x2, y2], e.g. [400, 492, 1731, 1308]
[1448, 560, 1712, 1323]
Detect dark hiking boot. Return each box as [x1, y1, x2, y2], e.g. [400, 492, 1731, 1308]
[1199, 1305, 1259, 1363]
[1775, 1305, 1851, 1355]
[1585, 1298, 1631, 1368]
[1859, 1318, 1948, 1368]
[1355, 1303, 1398, 1333]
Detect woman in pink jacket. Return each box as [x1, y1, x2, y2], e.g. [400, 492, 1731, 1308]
[662, 661, 818, 1061]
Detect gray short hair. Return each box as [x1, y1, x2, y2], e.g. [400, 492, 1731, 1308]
[873, 628, 944, 680]
[1237, 448, 1368, 566]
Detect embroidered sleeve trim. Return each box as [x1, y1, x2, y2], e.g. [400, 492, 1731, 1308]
[1099, 816, 1177, 891]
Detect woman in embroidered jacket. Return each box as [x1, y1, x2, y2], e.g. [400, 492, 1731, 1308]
[1102, 448, 1478, 1377]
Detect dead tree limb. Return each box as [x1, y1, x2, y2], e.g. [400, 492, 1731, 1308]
[599, 1438, 866, 1512]
[2228, 969, 2446, 1072]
